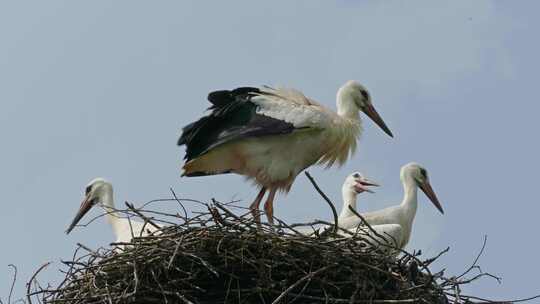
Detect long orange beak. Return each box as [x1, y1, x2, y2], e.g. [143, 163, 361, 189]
[65, 195, 95, 234]
[362, 104, 393, 138]
[418, 180, 444, 214]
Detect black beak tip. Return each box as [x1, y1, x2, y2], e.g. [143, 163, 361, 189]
[376, 124, 393, 138]
[377, 123, 394, 138]
[65, 224, 76, 234]
[383, 127, 394, 138]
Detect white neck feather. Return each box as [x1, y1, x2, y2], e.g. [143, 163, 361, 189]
[339, 187, 358, 219]
[336, 92, 361, 121]
[98, 184, 122, 229]
[317, 86, 363, 168]
[400, 176, 418, 226]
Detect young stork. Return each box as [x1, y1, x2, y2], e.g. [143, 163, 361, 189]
[338, 163, 444, 249]
[298, 172, 379, 237]
[65, 178, 160, 243]
[178, 81, 393, 224]
[337, 172, 403, 249]
[338, 171, 380, 219]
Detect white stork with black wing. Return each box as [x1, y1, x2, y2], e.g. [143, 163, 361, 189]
[178, 81, 393, 224]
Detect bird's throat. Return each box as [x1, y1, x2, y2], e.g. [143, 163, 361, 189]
[339, 189, 358, 219]
[401, 179, 418, 225]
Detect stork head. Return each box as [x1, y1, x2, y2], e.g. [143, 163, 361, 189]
[401, 163, 444, 214]
[342, 171, 380, 195]
[337, 80, 393, 138]
[65, 177, 112, 234]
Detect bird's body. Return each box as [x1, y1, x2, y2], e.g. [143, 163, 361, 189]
[338, 163, 444, 249]
[346, 202, 415, 248]
[345, 223, 404, 250]
[179, 81, 393, 223]
[105, 211, 155, 244]
[66, 178, 160, 244]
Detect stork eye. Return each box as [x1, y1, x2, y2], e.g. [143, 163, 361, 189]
[419, 168, 427, 178]
[360, 90, 369, 100]
[353, 173, 360, 178]
[85, 185, 92, 195]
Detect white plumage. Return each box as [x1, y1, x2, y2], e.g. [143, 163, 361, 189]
[338, 163, 444, 249]
[334, 172, 402, 249]
[338, 171, 378, 219]
[252, 87, 334, 129]
[344, 224, 404, 251]
[66, 178, 160, 244]
[178, 81, 393, 224]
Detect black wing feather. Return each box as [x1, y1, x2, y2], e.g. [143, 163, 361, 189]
[178, 87, 297, 161]
[207, 87, 260, 109]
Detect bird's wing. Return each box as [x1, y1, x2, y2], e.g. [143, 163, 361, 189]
[341, 223, 403, 250]
[369, 224, 403, 247]
[252, 86, 335, 129]
[338, 205, 401, 229]
[178, 86, 333, 162]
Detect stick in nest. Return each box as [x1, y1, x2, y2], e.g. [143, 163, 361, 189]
[304, 171, 339, 234]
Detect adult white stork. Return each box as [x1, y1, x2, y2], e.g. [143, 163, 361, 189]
[65, 178, 160, 244]
[338, 163, 444, 249]
[178, 81, 393, 224]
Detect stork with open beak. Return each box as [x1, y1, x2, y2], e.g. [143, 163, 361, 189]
[338, 172, 380, 219]
[66, 178, 159, 244]
[339, 163, 444, 249]
[178, 81, 393, 224]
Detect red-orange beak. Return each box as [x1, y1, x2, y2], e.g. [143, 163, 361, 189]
[354, 178, 380, 194]
[418, 180, 444, 214]
[362, 104, 393, 138]
[65, 195, 95, 234]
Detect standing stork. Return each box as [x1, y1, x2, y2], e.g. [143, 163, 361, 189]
[178, 81, 393, 224]
[65, 178, 160, 244]
[339, 163, 444, 249]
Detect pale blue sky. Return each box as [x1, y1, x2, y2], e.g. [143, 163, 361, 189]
[1, 0, 539, 301]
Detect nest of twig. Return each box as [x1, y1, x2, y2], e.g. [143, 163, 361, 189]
[26, 191, 518, 304]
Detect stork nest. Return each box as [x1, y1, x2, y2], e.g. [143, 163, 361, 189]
[24, 192, 524, 304]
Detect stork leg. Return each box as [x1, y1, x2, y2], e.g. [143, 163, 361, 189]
[249, 187, 267, 224]
[264, 188, 277, 225]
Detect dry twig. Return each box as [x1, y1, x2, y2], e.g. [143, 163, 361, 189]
[305, 171, 339, 234]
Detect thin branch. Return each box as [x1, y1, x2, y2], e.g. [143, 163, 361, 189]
[304, 171, 339, 234]
[169, 188, 189, 219]
[7, 264, 17, 304]
[456, 235, 488, 280]
[124, 202, 161, 231]
[271, 265, 334, 304]
[26, 262, 51, 304]
[347, 206, 390, 244]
